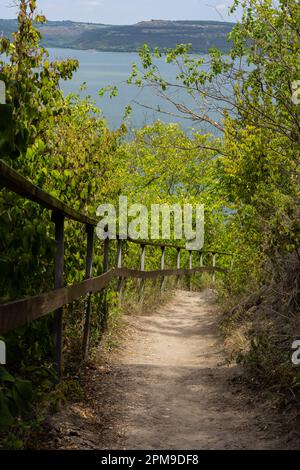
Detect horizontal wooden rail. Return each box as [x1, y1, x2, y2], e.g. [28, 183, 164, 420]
[1, 159, 233, 372]
[0, 160, 97, 226]
[0, 266, 225, 334]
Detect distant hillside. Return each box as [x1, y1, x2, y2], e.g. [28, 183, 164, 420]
[0, 19, 234, 53]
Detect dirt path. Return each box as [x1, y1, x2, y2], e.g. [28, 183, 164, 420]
[43, 289, 295, 450]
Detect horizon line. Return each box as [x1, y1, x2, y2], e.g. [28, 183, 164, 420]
[0, 17, 236, 26]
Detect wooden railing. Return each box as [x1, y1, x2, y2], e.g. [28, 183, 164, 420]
[0, 160, 232, 376]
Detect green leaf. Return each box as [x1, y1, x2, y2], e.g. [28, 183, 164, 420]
[14, 379, 32, 404]
[0, 393, 14, 429]
[0, 367, 15, 383]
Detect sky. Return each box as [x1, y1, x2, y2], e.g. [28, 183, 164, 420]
[0, 0, 241, 24]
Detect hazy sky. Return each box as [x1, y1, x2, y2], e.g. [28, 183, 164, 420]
[0, 0, 241, 24]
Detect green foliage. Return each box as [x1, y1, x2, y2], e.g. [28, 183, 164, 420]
[0, 1, 123, 445]
[0, 366, 32, 431]
[128, 0, 300, 277]
[0, 1, 79, 160]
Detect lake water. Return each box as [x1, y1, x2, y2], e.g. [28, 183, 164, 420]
[48, 48, 213, 132]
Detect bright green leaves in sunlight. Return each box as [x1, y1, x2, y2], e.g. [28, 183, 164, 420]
[0, 0, 79, 161]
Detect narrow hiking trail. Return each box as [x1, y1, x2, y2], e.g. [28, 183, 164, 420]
[42, 290, 296, 450]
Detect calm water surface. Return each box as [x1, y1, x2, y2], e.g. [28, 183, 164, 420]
[49, 48, 212, 132]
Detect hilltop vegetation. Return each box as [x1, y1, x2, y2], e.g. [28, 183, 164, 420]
[0, 18, 233, 52]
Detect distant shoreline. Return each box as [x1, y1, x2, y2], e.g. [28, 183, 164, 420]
[45, 45, 218, 54]
[47, 46, 143, 55]
[1, 18, 233, 54]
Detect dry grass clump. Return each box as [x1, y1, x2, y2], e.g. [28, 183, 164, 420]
[221, 252, 300, 402]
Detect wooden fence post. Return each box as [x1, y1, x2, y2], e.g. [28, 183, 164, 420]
[117, 238, 122, 269]
[212, 252, 216, 283]
[189, 251, 193, 269]
[176, 248, 181, 287]
[139, 244, 146, 300]
[188, 250, 192, 291]
[101, 235, 110, 328]
[160, 246, 165, 293]
[200, 252, 203, 268]
[0, 80, 6, 104]
[52, 211, 65, 380]
[116, 238, 124, 299]
[82, 224, 94, 361]
[103, 236, 110, 273]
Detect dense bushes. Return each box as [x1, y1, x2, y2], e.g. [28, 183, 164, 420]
[0, 1, 123, 441]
